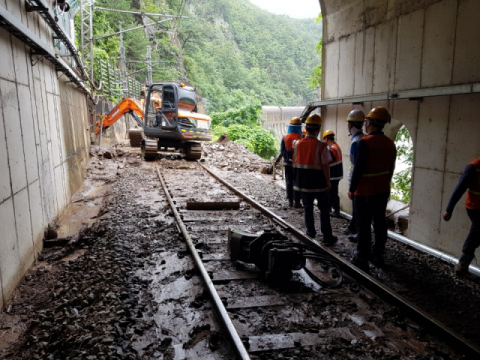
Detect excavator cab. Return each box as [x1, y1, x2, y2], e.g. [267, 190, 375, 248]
[158, 84, 178, 130]
[144, 84, 177, 131]
[141, 82, 212, 160]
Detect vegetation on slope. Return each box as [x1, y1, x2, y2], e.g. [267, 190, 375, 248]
[77, 0, 322, 158]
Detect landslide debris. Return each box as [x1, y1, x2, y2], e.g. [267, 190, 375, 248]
[202, 141, 271, 173]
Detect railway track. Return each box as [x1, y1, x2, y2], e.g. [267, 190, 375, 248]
[156, 161, 479, 359]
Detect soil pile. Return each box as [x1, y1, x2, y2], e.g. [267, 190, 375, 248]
[202, 141, 271, 173]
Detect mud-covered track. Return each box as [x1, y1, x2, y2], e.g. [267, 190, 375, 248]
[156, 161, 479, 359]
[156, 166, 250, 359]
[201, 164, 480, 358]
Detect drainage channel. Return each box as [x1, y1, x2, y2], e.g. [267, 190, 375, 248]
[156, 161, 477, 359]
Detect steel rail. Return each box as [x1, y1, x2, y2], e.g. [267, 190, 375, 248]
[155, 166, 251, 360]
[200, 163, 480, 359]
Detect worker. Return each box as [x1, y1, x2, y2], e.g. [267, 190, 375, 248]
[349, 107, 396, 271]
[443, 158, 480, 275]
[280, 117, 303, 208]
[323, 130, 343, 217]
[344, 109, 366, 241]
[292, 114, 338, 245]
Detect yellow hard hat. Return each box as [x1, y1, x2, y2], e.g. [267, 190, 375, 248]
[323, 130, 335, 138]
[366, 106, 391, 123]
[289, 117, 302, 126]
[305, 114, 322, 126]
[347, 109, 365, 122]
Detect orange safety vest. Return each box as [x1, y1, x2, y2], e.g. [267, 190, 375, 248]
[282, 133, 302, 165]
[466, 158, 480, 210]
[292, 136, 328, 192]
[283, 133, 302, 151]
[330, 142, 342, 162]
[354, 134, 396, 196]
[329, 142, 343, 180]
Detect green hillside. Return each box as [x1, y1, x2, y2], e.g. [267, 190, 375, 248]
[81, 0, 322, 111]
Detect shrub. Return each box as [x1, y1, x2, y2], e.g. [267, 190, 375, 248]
[234, 138, 255, 153]
[248, 127, 278, 159]
[211, 125, 229, 141]
[226, 124, 251, 142]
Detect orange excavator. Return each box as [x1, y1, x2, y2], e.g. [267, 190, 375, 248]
[96, 82, 213, 160]
[95, 97, 145, 135]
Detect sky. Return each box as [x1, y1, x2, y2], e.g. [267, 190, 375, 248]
[248, 0, 321, 19]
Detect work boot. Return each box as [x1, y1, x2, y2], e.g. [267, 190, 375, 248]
[288, 200, 294, 207]
[294, 202, 303, 209]
[321, 235, 338, 246]
[340, 226, 355, 235]
[370, 253, 385, 267]
[351, 256, 369, 273]
[347, 234, 358, 243]
[454, 263, 469, 276]
[330, 209, 341, 218]
[454, 253, 473, 276]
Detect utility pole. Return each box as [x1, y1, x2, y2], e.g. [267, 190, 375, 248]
[89, 2, 94, 96]
[119, 22, 127, 97]
[146, 46, 152, 85]
[79, 3, 183, 98]
[80, 0, 94, 71]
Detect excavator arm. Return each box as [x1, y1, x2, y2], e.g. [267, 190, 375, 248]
[95, 98, 145, 136]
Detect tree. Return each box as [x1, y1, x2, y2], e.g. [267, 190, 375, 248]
[392, 126, 413, 203]
[309, 14, 323, 89]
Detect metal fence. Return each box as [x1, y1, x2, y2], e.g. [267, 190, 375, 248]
[95, 58, 143, 99]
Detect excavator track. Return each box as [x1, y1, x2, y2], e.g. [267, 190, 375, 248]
[128, 128, 144, 148]
[185, 142, 202, 160]
[141, 139, 158, 161]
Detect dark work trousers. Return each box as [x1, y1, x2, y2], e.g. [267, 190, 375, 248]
[301, 191, 333, 239]
[462, 208, 480, 257]
[354, 191, 390, 262]
[328, 179, 340, 212]
[285, 165, 301, 204]
[348, 198, 357, 233]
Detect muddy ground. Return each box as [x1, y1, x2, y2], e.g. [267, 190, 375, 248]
[0, 142, 479, 359]
[207, 168, 480, 346]
[0, 145, 233, 359]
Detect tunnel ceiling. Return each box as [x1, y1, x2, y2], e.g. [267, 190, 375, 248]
[319, 0, 445, 43]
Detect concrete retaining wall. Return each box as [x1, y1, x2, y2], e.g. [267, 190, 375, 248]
[0, 1, 90, 309]
[94, 99, 133, 146]
[320, 0, 480, 258]
[261, 106, 305, 142]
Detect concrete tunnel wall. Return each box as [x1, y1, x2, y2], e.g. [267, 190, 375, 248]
[318, 0, 480, 257]
[261, 106, 305, 142]
[0, 1, 90, 309]
[95, 99, 134, 147]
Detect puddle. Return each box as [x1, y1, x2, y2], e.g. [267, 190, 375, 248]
[61, 249, 88, 262]
[30, 261, 54, 271]
[363, 327, 384, 340]
[56, 181, 111, 238]
[387, 338, 426, 354]
[85, 183, 106, 198]
[0, 313, 27, 353]
[349, 314, 365, 326]
[0, 332, 20, 350]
